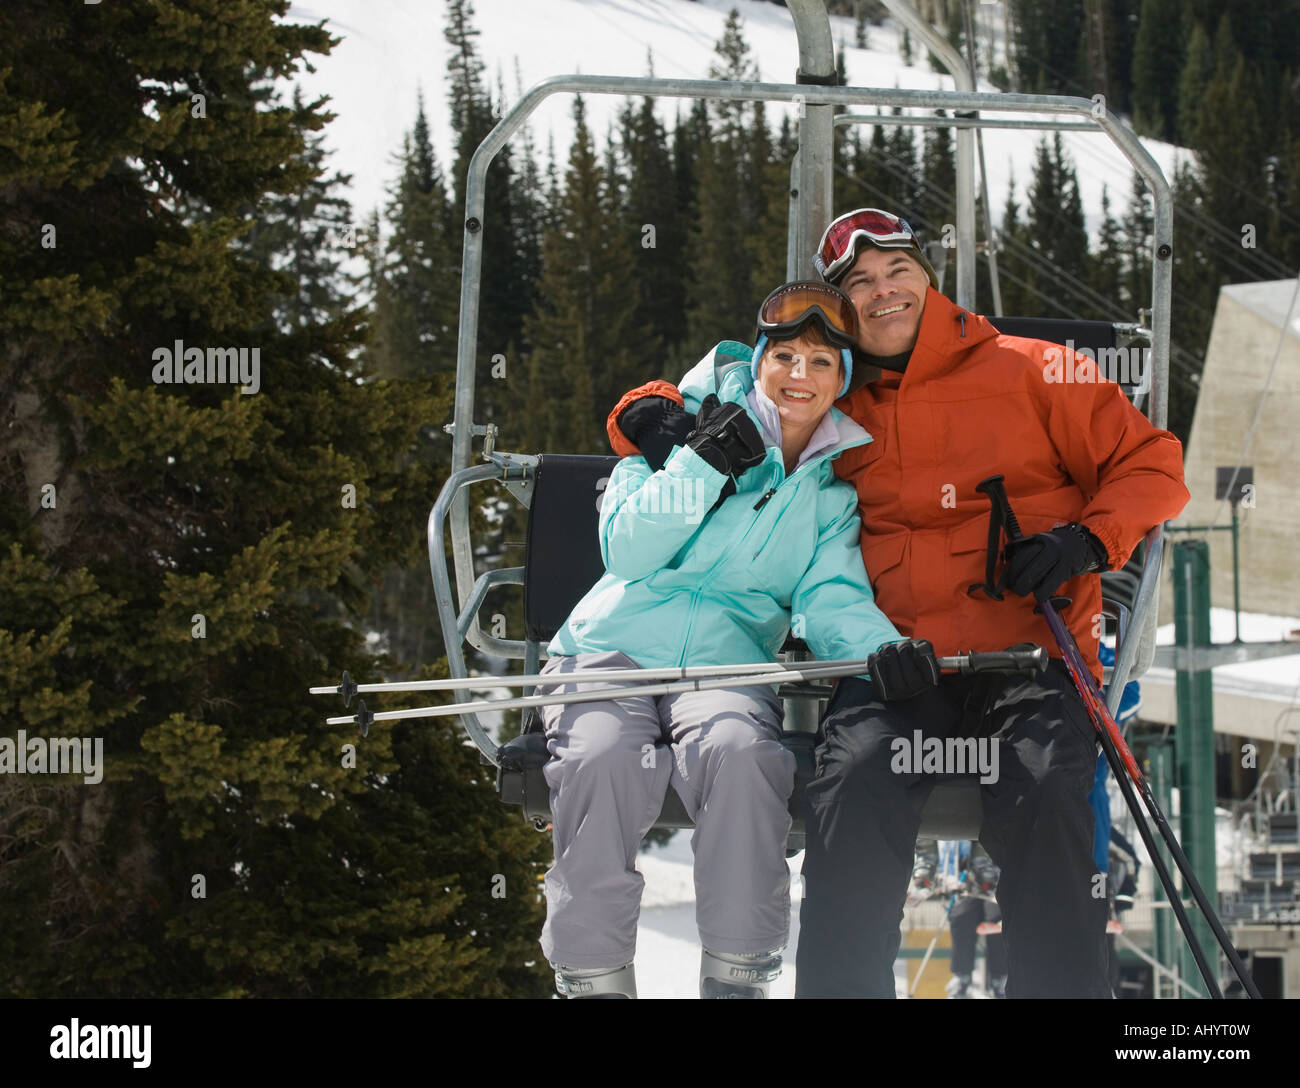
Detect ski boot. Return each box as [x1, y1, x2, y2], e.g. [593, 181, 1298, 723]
[987, 974, 1008, 999]
[700, 948, 783, 999]
[945, 973, 973, 999]
[908, 838, 939, 905]
[552, 962, 636, 999]
[969, 845, 1000, 896]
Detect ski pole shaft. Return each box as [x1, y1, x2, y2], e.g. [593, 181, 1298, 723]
[980, 474, 1260, 998]
[326, 658, 886, 728]
[310, 649, 1049, 703]
[909, 885, 960, 998]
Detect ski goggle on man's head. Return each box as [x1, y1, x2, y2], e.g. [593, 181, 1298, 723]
[813, 208, 940, 289]
[753, 281, 859, 397]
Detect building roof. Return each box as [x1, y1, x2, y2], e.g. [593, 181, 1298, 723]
[1220, 279, 1300, 339]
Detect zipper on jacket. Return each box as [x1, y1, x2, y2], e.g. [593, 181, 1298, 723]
[753, 488, 776, 510]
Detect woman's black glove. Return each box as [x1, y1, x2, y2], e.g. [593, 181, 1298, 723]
[867, 638, 941, 701]
[1004, 523, 1108, 602]
[684, 394, 766, 478]
[617, 396, 695, 471]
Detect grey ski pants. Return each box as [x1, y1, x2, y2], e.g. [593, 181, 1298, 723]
[537, 651, 794, 969]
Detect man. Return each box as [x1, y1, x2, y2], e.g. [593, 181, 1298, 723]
[608, 208, 1189, 997]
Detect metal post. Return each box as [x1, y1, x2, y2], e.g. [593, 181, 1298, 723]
[1231, 504, 1241, 644]
[1149, 741, 1177, 997]
[788, 0, 836, 276]
[876, 0, 977, 309]
[1173, 539, 1217, 997]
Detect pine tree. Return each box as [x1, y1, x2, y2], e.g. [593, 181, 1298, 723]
[1091, 185, 1126, 311]
[883, 113, 922, 217]
[1025, 135, 1090, 297]
[1012, 0, 1088, 94]
[919, 111, 957, 238]
[996, 170, 1031, 315]
[1195, 52, 1270, 238]
[686, 12, 766, 347]
[620, 95, 686, 358]
[1121, 170, 1154, 318]
[1130, 0, 1186, 139]
[855, 117, 894, 207]
[242, 85, 356, 331]
[0, 0, 549, 997]
[1176, 20, 1213, 147]
[444, 0, 521, 424]
[1168, 161, 1216, 444]
[380, 97, 458, 382]
[523, 99, 647, 454]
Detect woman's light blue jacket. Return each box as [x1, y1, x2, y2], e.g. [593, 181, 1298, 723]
[548, 342, 903, 669]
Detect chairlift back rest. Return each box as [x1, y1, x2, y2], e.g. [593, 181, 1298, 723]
[524, 454, 621, 643]
[520, 448, 1145, 645]
[987, 315, 1144, 395]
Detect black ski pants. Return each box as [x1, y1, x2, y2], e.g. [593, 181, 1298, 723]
[795, 662, 1109, 998]
[950, 897, 1005, 979]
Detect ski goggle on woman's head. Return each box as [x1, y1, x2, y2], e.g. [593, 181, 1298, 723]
[753, 281, 858, 398]
[813, 207, 939, 288]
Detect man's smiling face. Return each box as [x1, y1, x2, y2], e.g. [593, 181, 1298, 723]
[836, 246, 930, 358]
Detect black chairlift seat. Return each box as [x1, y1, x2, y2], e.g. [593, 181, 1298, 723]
[498, 452, 979, 844]
[986, 315, 1148, 399]
[498, 319, 1151, 846]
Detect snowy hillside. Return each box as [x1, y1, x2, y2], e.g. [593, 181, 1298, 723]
[285, 0, 1186, 237]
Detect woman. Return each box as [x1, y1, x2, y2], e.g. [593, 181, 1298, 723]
[537, 282, 903, 998]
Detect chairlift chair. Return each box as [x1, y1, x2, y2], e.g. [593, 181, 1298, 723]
[421, 0, 1175, 850]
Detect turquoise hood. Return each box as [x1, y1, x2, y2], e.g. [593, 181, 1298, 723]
[548, 342, 903, 670]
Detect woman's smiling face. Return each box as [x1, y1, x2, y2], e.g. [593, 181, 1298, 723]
[756, 332, 843, 435]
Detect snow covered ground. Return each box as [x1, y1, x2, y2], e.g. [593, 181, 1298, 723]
[633, 832, 923, 997]
[284, 0, 1185, 235]
[634, 832, 804, 999]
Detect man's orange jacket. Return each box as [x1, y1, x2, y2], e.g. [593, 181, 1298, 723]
[608, 288, 1190, 682]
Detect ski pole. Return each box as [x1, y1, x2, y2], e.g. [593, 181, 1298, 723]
[323, 649, 1049, 736]
[976, 474, 1260, 999]
[309, 648, 1049, 707]
[909, 879, 963, 998]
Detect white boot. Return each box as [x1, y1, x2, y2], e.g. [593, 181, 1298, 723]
[700, 948, 783, 999]
[552, 961, 636, 999]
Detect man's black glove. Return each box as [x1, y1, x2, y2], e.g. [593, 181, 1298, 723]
[684, 394, 766, 478]
[867, 638, 941, 701]
[1003, 523, 1108, 602]
[617, 395, 695, 471]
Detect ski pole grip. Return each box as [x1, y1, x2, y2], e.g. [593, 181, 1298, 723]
[975, 474, 1024, 542]
[960, 647, 1048, 675]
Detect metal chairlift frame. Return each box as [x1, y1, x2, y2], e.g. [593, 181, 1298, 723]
[429, 0, 1172, 776]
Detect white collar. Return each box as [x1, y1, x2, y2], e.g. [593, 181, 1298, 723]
[746, 385, 841, 472]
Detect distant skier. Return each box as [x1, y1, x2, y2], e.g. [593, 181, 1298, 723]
[912, 839, 1006, 998]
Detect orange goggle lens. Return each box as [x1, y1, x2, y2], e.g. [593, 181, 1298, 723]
[758, 282, 859, 347]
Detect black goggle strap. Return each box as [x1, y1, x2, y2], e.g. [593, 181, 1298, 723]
[758, 307, 855, 351]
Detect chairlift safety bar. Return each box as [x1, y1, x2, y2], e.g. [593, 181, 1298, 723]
[439, 58, 1173, 763]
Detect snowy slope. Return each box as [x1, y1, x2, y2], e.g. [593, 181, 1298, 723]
[284, 0, 1186, 238]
